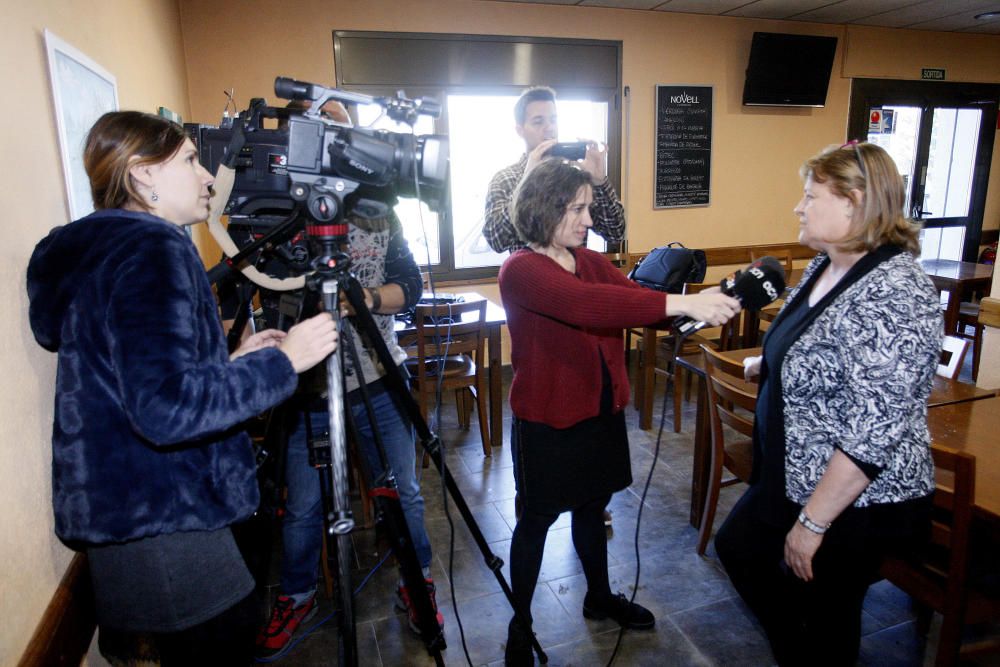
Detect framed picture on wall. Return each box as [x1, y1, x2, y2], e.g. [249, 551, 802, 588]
[44, 29, 119, 221]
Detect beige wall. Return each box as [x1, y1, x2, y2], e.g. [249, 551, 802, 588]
[1, 0, 189, 663]
[177, 0, 1000, 374]
[178, 0, 1000, 256]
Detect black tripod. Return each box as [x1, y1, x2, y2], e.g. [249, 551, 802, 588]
[212, 210, 546, 666]
[307, 241, 449, 666]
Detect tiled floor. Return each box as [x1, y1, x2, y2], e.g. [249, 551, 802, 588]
[255, 357, 997, 666]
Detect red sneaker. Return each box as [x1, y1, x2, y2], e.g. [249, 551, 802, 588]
[255, 594, 317, 654]
[395, 578, 445, 634]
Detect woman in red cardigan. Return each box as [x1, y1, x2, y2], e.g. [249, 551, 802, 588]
[498, 159, 740, 664]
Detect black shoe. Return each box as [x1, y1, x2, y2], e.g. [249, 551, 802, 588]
[582, 591, 655, 630]
[504, 617, 534, 666]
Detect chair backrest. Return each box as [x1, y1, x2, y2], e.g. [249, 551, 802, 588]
[927, 446, 976, 570]
[683, 282, 740, 350]
[604, 252, 635, 276]
[937, 335, 970, 381]
[880, 445, 976, 638]
[626, 252, 647, 273]
[410, 300, 487, 380]
[750, 247, 794, 283]
[701, 344, 757, 443]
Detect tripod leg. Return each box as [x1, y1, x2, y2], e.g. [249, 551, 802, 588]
[340, 313, 446, 659]
[320, 279, 358, 665]
[339, 276, 547, 664]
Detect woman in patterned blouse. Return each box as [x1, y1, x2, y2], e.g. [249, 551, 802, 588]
[715, 142, 941, 666]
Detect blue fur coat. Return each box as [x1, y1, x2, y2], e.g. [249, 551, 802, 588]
[27, 209, 298, 545]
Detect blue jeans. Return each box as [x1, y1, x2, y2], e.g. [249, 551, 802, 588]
[280, 380, 432, 597]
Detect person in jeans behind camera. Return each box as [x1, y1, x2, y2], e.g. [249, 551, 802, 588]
[256, 101, 441, 654]
[27, 111, 338, 665]
[484, 85, 625, 527]
[498, 159, 740, 665]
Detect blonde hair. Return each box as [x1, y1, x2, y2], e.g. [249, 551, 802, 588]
[801, 142, 920, 255]
[84, 111, 187, 213]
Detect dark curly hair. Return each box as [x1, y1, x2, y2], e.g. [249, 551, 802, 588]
[511, 159, 592, 246]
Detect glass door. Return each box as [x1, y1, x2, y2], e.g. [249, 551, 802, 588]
[849, 80, 999, 262]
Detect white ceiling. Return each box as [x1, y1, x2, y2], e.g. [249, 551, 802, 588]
[484, 0, 1000, 34]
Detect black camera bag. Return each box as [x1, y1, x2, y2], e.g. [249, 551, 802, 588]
[627, 242, 707, 293]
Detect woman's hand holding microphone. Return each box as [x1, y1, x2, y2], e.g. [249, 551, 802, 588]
[666, 287, 742, 326]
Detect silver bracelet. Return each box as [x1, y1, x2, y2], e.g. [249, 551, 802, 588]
[797, 510, 831, 535]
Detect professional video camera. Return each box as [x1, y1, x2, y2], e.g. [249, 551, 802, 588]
[189, 76, 448, 278]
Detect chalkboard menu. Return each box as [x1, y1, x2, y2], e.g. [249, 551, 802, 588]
[654, 85, 713, 208]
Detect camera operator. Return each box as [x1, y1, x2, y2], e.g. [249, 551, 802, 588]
[483, 86, 625, 255]
[26, 111, 338, 665]
[255, 102, 443, 655]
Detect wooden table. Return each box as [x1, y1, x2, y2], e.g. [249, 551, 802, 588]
[928, 396, 1000, 526]
[676, 347, 997, 528]
[921, 259, 993, 334]
[637, 324, 674, 430]
[396, 292, 507, 451]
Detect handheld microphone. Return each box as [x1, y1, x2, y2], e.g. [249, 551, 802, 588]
[674, 256, 786, 336]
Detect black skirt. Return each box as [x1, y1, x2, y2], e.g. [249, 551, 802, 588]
[513, 410, 632, 515]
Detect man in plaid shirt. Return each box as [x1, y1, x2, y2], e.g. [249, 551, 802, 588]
[483, 86, 625, 254]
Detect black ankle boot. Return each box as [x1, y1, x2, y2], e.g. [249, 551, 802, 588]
[582, 591, 655, 630]
[504, 617, 534, 666]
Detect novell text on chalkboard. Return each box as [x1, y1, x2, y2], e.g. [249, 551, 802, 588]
[654, 85, 713, 208]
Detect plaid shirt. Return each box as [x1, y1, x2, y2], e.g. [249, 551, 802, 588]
[483, 155, 626, 253]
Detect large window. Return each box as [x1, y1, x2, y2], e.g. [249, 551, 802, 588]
[335, 32, 623, 280]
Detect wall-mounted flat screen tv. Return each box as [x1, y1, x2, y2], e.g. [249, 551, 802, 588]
[742, 32, 838, 108]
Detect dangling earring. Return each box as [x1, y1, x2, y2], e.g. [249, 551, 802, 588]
[151, 188, 159, 202]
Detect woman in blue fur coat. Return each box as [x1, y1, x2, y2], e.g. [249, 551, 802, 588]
[27, 111, 337, 664]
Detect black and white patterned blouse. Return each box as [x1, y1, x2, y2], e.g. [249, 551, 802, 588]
[777, 250, 941, 507]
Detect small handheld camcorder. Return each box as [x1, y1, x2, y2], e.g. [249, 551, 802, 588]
[547, 141, 588, 160]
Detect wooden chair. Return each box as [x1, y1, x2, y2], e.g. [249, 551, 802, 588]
[954, 302, 984, 382]
[635, 282, 741, 433]
[404, 300, 491, 457]
[879, 446, 1000, 666]
[603, 251, 635, 276]
[697, 344, 755, 555]
[750, 247, 794, 283]
[624, 251, 651, 362]
[937, 335, 971, 381]
[748, 248, 794, 340]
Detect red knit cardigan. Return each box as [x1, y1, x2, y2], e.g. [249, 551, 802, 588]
[498, 247, 672, 429]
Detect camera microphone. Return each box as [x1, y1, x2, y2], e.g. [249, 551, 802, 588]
[673, 256, 786, 337]
[274, 77, 317, 101]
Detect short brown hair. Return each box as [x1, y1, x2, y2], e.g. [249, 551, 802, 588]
[84, 111, 187, 212]
[801, 142, 920, 255]
[511, 159, 591, 246]
[514, 86, 556, 126]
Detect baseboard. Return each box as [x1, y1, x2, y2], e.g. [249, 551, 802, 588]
[18, 553, 96, 667]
